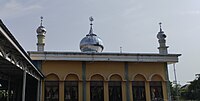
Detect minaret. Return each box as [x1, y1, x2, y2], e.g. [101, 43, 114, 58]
[157, 22, 168, 55]
[36, 16, 46, 52]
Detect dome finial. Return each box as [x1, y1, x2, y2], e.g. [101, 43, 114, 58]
[89, 16, 94, 34]
[159, 22, 162, 32]
[89, 16, 94, 24]
[40, 16, 43, 26]
[157, 22, 166, 40]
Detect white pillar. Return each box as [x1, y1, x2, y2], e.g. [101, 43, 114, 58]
[22, 70, 27, 101]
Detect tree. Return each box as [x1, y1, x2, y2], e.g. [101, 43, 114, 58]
[170, 81, 181, 100]
[181, 74, 200, 100]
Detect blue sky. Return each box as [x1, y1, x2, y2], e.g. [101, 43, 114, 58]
[1, 0, 200, 84]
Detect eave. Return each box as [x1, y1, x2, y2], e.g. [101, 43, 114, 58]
[28, 51, 181, 64]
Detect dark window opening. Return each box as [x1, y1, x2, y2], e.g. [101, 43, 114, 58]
[132, 81, 146, 101]
[0, 80, 8, 101]
[45, 81, 59, 101]
[64, 81, 78, 101]
[109, 81, 122, 101]
[0, 78, 23, 101]
[90, 81, 104, 101]
[150, 81, 163, 101]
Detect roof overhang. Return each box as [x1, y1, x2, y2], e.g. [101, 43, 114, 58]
[0, 20, 44, 79]
[28, 51, 181, 64]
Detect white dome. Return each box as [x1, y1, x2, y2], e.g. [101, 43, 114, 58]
[80, 16, 104, 52]
[36, 16, 46, 35]
[80, 33, 104, 52]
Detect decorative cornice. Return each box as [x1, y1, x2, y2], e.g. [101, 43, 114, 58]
[28, 51, 181, 63]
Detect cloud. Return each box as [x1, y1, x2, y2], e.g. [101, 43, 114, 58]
[180, 10, 200, 15]
[123, 4, 143, 17]
[0, 0, 42, 18]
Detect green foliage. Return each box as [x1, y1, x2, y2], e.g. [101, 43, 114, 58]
[170, 81, 181, 100]
[187, 76, 200, 100]
[180, 75, 200, 100]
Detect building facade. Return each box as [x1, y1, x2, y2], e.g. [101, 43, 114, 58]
[0, 17, 180, 101]
[28, 17, 180, 101]
[29, 52, 180, 101]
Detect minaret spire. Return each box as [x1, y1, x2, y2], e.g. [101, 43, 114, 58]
[40, 16, 43, 26]
[157, 22, 168, 55]
[159, 22, 162, 32]
[89, 16, 94, 35]
[36, 16, 46, 52]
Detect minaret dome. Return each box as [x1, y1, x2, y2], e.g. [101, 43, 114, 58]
[157, 22, 168, 55]
[36, 16, 46, 35]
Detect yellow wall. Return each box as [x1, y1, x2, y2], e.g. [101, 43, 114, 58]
[42, 61, 82, 101]
[41, 61, 168, 101]
[42, 61, 82, 81]
[128, 62, 166, 81]
[86, 62, 124, 81]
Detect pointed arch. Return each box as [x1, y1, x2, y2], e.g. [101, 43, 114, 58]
[108, 73, 123, 81]
[132, 73, 147, 81]
[89, 73, 105, 81]
[64, 73, 80, 81]
[149, 73, 165, 81]
[45, 73, 60, 81]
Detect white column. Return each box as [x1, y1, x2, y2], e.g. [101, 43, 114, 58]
[22, 70, 27, 101]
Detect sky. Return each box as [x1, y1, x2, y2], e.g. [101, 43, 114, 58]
[1, 0, 200, 85]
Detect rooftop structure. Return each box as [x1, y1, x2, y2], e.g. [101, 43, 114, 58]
[80, 17, 104, 52]
[28, 17, 181, 101]
[36, 16, 46, 52]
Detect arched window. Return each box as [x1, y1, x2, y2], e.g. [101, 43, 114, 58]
[90, 74, 104, 101]
[132, 74, 146, 101]
[45, 73, 59, 101]
[108, 74, 122, 101]
[150, 74, 164, 101]
[64, 74, 79, 101]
